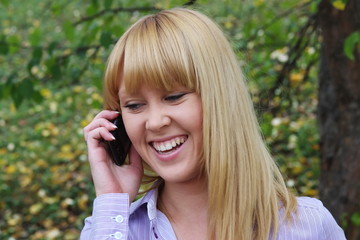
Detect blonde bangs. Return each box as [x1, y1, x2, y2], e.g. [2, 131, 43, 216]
[122, 14, 197, 93]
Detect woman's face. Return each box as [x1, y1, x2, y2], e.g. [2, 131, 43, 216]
[119, 81, 203, 184]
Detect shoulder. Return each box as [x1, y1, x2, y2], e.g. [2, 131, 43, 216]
[276, 197, 346, 240]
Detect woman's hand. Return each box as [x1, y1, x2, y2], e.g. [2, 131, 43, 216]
[83, 110, 143, 202]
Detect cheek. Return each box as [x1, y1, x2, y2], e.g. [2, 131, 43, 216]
[122, 115, 143, 145]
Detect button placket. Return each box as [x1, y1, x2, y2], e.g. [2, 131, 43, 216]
[111, 214, 124, 223]
[110, 231, 123, 239]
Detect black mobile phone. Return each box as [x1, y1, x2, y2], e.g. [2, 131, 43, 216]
[107, 115, 131, 166]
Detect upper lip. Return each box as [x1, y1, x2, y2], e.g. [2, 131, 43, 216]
[148, 134, 188, 144]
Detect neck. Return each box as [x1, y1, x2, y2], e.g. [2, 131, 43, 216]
[158, 176, 208, 222]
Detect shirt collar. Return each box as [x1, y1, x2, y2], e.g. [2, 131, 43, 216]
[129, 187, 159, 220]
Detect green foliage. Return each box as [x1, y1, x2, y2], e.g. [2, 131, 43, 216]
[0, 85, 102, 239]
[344, 31, 360, 60]
[0, 0, 324, 238]
[351, 212, 360, 226]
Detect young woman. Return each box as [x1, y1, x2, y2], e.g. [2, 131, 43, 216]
[81, 8, 346, 240]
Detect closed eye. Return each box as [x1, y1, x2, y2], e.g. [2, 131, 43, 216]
[124, 103, 144, 111]
[164, 93, 187, 102]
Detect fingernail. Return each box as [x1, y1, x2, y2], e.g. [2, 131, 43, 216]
[112, 124, 118, 129]
[111, 135, 116, 140]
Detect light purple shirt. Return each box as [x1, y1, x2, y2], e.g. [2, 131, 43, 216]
[80, 188, 346, 240]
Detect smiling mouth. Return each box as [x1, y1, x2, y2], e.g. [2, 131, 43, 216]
[151, 136, 188, 154]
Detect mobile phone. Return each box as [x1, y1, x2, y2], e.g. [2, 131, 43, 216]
[107, 115, 131, 166]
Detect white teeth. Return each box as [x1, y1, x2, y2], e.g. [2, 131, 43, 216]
[165, 143, 172, 150]
[152, 136, 187, 153]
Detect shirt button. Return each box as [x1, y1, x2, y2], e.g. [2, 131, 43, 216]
[115, 215, 124, 223]
[114, 231, 123, 239]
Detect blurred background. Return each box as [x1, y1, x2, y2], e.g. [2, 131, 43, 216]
[1, 0, 359, 239]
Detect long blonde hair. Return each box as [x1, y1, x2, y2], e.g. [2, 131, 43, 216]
[103, 7, 297, 240]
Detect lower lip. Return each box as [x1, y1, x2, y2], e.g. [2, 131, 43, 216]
[152, 141, 186, 162]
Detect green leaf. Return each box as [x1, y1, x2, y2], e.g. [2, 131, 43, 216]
[0, 84, 5, 99]
[29, 28, 42, 46]
[91, 0, 99, 7]
[51, 2, 62, 16]
[63, 21, 75, 42]
[344, 31, 360, 60]
[86, 4, 98, 15]
[0, 40, 9, 55]
[100, 31, 113, 48]
[11, 83, 23, 108]
[7, 35, 21, 54]
[104, 0, 113, 9]
[20, 78, 34, 100]
[0, 0, 10, 7]
[45, 58, 62, 79]
[351, 212, 360, 226]
[32, 90, 44, 103]
[48, 41, 58, 56]
[32, 47, 43, 63]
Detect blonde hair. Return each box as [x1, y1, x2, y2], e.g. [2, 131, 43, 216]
[103, 7, 297, 240]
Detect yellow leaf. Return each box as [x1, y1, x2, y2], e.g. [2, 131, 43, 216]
[30, 203, 43, 215]
[40, 88, 52, 99]
[73, 86, 83, 93]
[36, 159, 48, 168]
[91, 92, 102, 100]
[290, 72, 304, 84]
[56, 152, 75, 160]
[332, 0, 346, 10]
[305, 189, 318, 197]
[292, 165, 303, 175]
[20, 175, 32, 187]
[81, 119, 90, 128]
[312, 144, 320, 150]
[50, 101, 58, 113]
[254, 0, 264, 7]
[10, 103, 16, 112]
[46, 228, 61, 238]
[0, 148, 8, 154]
[63, 49, 72, 55]
[61, 144, 72, 153]
[32, 19, 41, 27]
[42, 129, 51, 137]
[61, 198, 75, 208]
[224, 21, 233, 29]
[6, 165, 16, 174]
[42, 219, 54, 228]
[7, 214, 21, 226]
[44, 196, 58, 204]
[78, 194, 89, 210]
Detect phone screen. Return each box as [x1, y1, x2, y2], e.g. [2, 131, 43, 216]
[107, 115, 131, 166]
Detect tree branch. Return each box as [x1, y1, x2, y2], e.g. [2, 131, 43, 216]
[260, 13, 319, 114]
[73, 6, 161, 26]
[183, 0, 197, 6]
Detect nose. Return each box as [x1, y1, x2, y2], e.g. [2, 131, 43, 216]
[145, 105, 171, 131]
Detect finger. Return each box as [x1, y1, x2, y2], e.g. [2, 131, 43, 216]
[84, 118, 118, 134]
[93, 110, 120, 121]
[86, 127, 116, 143]
[128, 145, 143, 171]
